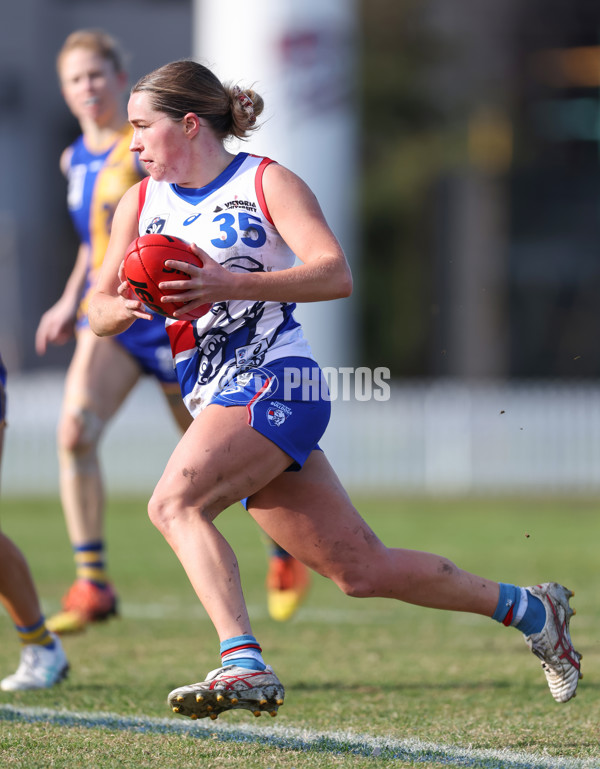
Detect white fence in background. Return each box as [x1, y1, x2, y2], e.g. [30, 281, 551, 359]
[3, 370, 600, 497]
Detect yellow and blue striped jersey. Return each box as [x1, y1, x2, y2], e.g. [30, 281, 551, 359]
[66, 125, 143, 317]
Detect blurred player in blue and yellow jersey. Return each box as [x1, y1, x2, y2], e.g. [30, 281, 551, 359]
[66, 124, 141, 321]
[35, 30, 192, 634]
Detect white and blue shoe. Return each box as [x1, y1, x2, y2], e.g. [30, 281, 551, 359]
[0, 634, 69, 691]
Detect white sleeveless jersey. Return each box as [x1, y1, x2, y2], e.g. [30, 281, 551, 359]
[138, 152, 314, 413]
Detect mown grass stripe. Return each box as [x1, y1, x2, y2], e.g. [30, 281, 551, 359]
[0, 704, 593, 768]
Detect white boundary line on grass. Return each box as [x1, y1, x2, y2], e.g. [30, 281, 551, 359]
[0, 704, 595, 768]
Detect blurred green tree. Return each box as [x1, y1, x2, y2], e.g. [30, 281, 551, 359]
[359, 0, 464, 376]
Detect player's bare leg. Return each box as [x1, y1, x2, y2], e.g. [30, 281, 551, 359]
[153, 409, 580, 716]
[0, 533, 43, 629]
[248, 452, 581, 702]
[0, 420, 69, 691]
[149, 405, 292, 638]
[58, 329, 140, 543]
[149, 405, 292, 719]
[157, 395, 309, 624]
[0, 530, 70, 691]
[248, 451, 499, 616]
[161, 384, 193, 433]
[48, 329, 140, 633]
[0, 416, 41, 627]
[152, 406, 497, 720]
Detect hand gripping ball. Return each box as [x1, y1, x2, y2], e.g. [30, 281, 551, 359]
[123, 233, 212, 320]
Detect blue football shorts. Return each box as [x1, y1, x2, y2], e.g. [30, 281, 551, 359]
[211, 356, 331, 475]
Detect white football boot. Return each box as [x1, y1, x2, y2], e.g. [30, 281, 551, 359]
[1, 634, 69, 691]
[523, 582, 582, 703]
[168, 665, 284, 720]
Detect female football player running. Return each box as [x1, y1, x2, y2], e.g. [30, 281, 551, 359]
[89, 59, 582, 719]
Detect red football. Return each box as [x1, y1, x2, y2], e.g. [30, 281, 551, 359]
[123, 233, 212, 321]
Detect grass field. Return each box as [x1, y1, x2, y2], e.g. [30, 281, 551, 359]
[0, 495, 598, 768]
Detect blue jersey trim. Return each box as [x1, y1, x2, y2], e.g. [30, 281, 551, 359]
[170, 153, 248, 205]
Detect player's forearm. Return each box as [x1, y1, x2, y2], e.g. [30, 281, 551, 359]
[229, 254, 353, 304]
[88, 292, 134, 337]
[58, 247, 89, 311]
[59, 276, 86, 314]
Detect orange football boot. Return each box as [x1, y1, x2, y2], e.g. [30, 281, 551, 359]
[266, 555, 310, 622]
[46, 579, 118, 634]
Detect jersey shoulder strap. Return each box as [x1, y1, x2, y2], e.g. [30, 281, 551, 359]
[138, 176, 150, 220]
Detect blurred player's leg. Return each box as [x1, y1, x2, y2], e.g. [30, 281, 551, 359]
[161, 385, 194, 433]
[0, 532, 69, 691]
[48, 330, 140, 634]
[0, 367, 69, 690]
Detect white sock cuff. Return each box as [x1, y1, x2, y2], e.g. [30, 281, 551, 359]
[221, 647, 264, 665]
[512, 587, 529, 626]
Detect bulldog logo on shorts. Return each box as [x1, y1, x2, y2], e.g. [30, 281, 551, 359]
[266, 401, 292, 427]
[267, 407, 287, 427]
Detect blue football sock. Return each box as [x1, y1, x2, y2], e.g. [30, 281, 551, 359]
[220, 634, 266, 671]
[515, 591, 546, 636]
[492, 583, 521, 624]
[270, 544, 291, 559]
[492, 583, 545, 635]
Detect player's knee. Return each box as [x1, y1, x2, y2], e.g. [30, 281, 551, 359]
[327, 563, 378, 598]
[148, 486, 225, 540]
[58, 407, 104, 454]
[147, 491, 171, 534]
[329, 545, 401, 598]
[335, 575, 375, 598]
[147, 490, 202, 537]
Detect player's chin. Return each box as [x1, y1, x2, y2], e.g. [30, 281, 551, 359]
[142, 161, 158, 176]
[146, 164, 171, 182]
